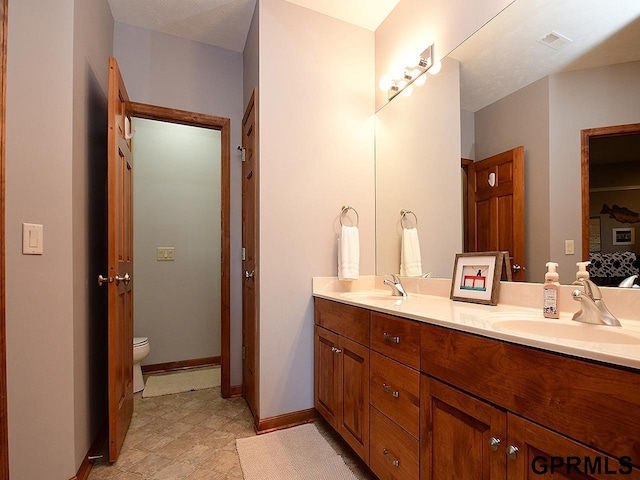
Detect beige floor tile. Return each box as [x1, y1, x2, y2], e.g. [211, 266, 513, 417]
[151, 460, 197, 480]
[89, 376, 376, 480]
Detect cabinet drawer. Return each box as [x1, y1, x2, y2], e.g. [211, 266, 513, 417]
[315, 298, 369, 346]
[371, 312, 420, 368]
[370, 351, 419, 438]
[370, 406, 419, 480]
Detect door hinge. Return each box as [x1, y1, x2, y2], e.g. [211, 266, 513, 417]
[237, 146, 246, 162]
[242, 346, 246, 360]
[242, 247, 246, 261]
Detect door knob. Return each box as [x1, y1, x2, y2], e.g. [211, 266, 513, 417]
[507, 445, 519, 460]
[512, 264, 522, 272]
[245, 270, 255, 279]
[115, 273, 131, 286]
[97, 274, 112, 286]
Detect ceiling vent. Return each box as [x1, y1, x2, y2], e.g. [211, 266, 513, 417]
[538, 31, 572, 50]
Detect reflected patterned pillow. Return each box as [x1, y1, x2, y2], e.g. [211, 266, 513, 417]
[589, 251, 639, 278]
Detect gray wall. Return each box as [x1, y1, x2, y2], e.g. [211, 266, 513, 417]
[113, 22, 245, 385]
[133, 118, 222, 365]
[6, 0, 113, 477]
[474, 77, 551, 283]
[257, 0, 375, 419]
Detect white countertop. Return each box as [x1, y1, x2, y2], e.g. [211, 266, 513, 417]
[312, 276, 640, 371]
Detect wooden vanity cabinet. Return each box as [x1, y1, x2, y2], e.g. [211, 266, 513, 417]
[314, 299, 370, 463]
[314, 297, 640, 479]
[420, 322, 640, 479]
[422, 376, 640, 480]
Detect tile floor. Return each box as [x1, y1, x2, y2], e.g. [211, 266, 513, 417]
[88, 382, 375, 480]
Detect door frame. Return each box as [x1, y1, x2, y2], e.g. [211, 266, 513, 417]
[0, 0, 8, 476]
[581, 123, 640, 261]
[131, 102, 232, 398]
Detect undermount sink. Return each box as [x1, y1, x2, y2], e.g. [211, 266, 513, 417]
[487, 312, 640, 345]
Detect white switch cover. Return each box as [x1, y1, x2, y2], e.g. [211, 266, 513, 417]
[157, 247, 175, 261]
[564, 239, 575, 255]
[23, 223, 43, 255]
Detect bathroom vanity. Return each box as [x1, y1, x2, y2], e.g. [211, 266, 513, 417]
[313, 278, 640, 479]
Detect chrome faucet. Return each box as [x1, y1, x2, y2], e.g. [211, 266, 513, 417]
[571, 278, 621, 326]
[383, 274, 407, 298]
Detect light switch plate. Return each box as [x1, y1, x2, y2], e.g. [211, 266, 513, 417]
[23, 223, 43, 255]
[157, 247, 175, 261]
[564, 239, 575, 255]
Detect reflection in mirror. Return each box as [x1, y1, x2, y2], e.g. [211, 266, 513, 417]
[375, 57, 462, 278]
[584, 125, 640, 287]
[375, 0, 640, 286]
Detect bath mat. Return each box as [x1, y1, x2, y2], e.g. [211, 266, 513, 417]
[236, 423, 358, 480]
[142, 366, 220, 398]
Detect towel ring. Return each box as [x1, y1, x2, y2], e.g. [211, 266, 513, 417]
[400, 209, 418, 229]
[340, 205, 360, 227]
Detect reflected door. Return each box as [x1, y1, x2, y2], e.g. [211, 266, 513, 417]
[467, 146, 525, 281]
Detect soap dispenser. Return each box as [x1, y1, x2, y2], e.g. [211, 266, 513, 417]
[543, 262, 560, 318]
[575, 261, 590, 282]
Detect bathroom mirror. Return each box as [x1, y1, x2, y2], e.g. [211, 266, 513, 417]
[375, 0, 640, 284]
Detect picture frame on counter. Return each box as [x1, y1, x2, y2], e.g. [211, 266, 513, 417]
[450, 251, 503, 305]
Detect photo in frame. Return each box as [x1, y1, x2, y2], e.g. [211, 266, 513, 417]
[450, 252, 503, 305]
[612, 227, 635, 245]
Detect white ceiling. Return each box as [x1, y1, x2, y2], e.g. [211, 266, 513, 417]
[449, 0, 640, 112]
[106, 0, 399, 53]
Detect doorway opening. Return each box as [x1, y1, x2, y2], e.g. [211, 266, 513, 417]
[131, 102, 231, 397]
[581, 123, 640, 286]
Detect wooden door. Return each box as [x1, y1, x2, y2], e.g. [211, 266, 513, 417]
[314, 325, 339, 429]
[107, 57, 134, 462]
[338, 335, 369, 464]
[467, 146, 525, 280]
[507, 414, 640, 479]
[421, 376, 507, 480]
[242, 90, 258, 419]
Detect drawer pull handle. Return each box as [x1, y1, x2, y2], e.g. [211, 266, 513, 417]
[507, 445, 519, 460]
[331, 347, 342, 354]
[489, 437, 501, 451]
[382, 383, 400, 398]
[383, 448, 400, 467]
[383, 332, 400, 343]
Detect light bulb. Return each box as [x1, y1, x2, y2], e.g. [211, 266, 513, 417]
[378, 75, 392, 91]
[402, 85, 413, 97]
[414, 73, 427, 86]
[428, 60, 442, 75]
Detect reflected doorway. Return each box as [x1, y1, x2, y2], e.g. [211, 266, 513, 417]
[581, 123, 640, 286]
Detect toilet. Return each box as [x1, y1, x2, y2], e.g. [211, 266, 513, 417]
[133, 337, 150, 393]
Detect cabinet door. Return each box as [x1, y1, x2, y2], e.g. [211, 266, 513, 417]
[314, 325, 339, 429]
[507, 414, 640, 479]
[339, 335, 370, 464]
[421, 375, 507, 480]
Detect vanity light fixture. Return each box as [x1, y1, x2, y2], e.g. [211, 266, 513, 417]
[382, 44, 438, 100]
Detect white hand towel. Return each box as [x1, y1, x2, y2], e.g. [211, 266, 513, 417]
[338, 225, 360, 281]
[400, 227, 422, 277]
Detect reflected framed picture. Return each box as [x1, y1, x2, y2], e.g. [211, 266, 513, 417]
[613, 227, 635, 245]
[450, 252, 502, 305]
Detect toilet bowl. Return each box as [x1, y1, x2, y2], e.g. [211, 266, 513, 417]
[133, 337, 150, 393]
